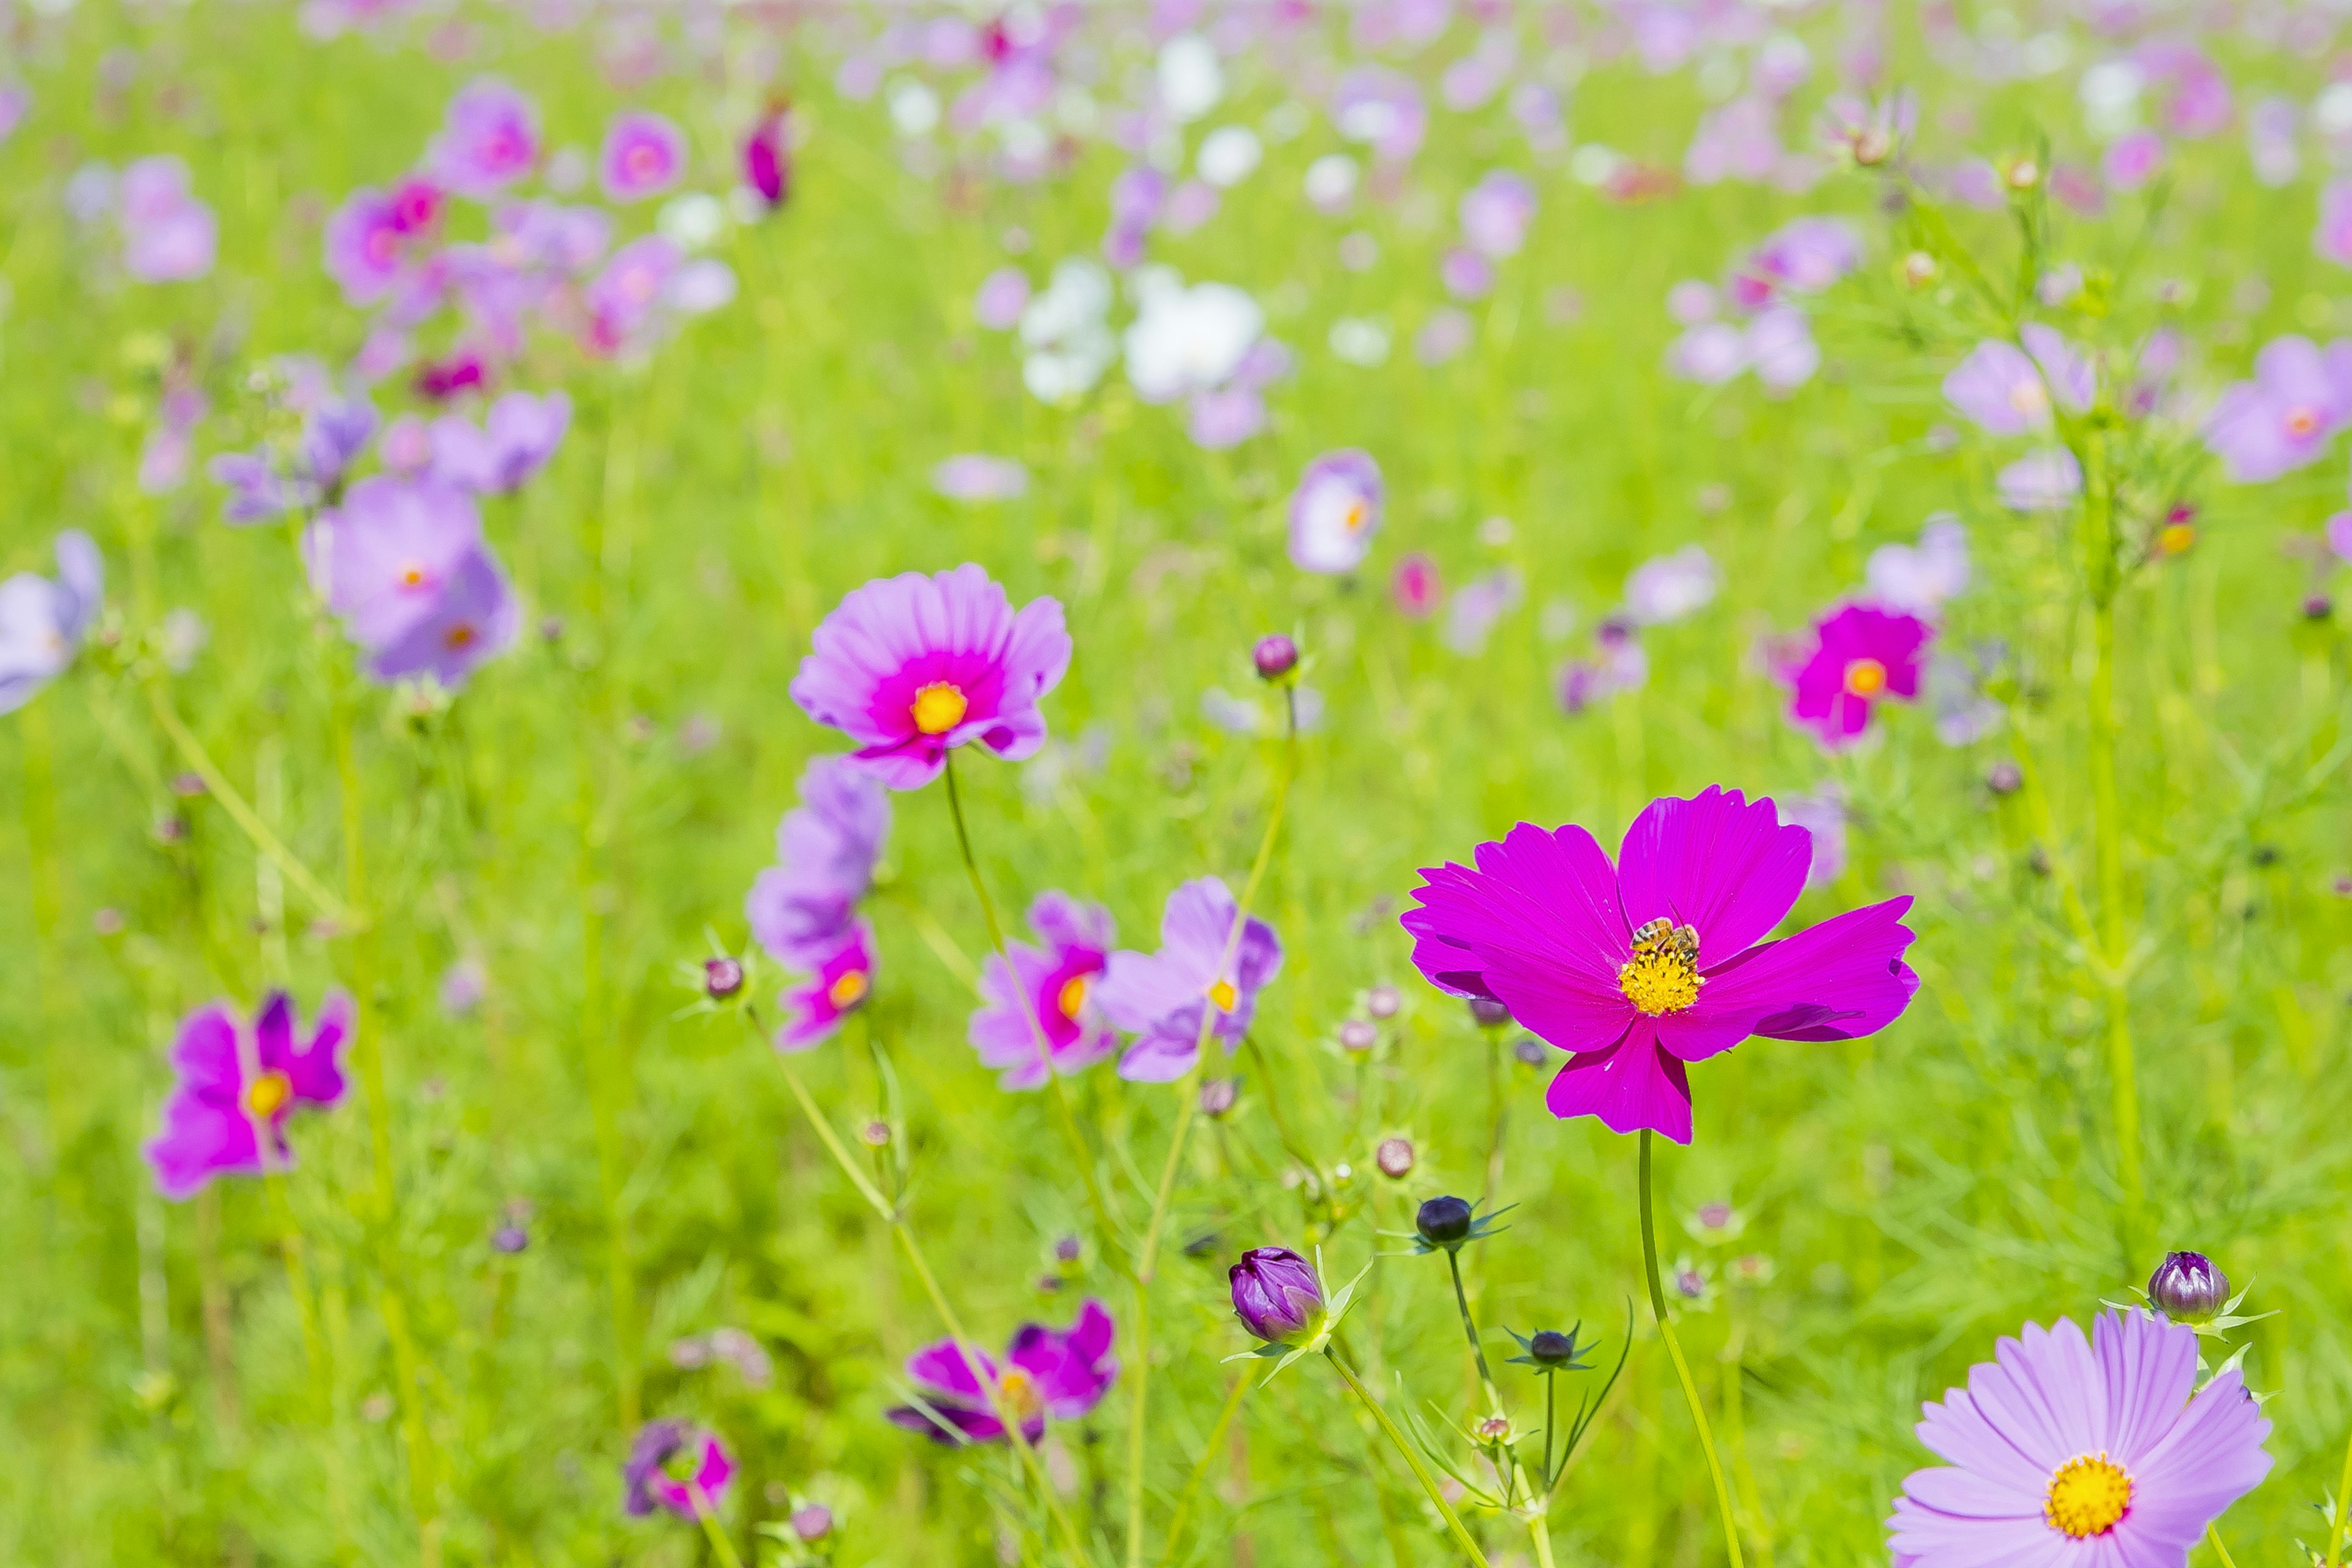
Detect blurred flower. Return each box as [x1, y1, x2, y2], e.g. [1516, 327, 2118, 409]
[974, 266, 1031, 330]
[741, 108, 791, 211]
[1403, 787, 1918, 1143]
[932, 454, 1029, 502]
[1124, 273, 1263, 405]
[702, 957, 745, 1001]
[2146, 1250, 2229, 1324]
[1302, 153, 1359, 213]
[1923, 652, 2004, 746]
[774, 921, 875, 1051]
[600, 111, 687, 203]
[1197, 125, 1261, 187]
[428, 78, 539, 195]
[2203, 336, 2352, 483]
[1941, 326, 2094, 436]
[886, 1298, 1117, 1442]
[0, 530, 103, 715]
[1287, 449, 1384, 575]
[1228, 1247, 1322, 1344]
[1625, 545, 1719, 626]
[303, 475, 481, 646]
[1783, 602, 1931, 748]
[1101, 876, 1282, 1082]
[1443, 567, 1522, 655]
[1864, 516, 1970, 616]
[1391, 552, 1441, 618]
[622, 1420, 733, 1520]
[1780, 791, 1846, 889]
[790, 565, 1070, 790]
[1458, 170, 1536, 258]
[118, 156, 216, 282]
[747, 754, 889, 968]
[439, 956, 488, 1016]
[970, 893, 1118, 1090]
[431, 391, 571, 494]
[1332, 66, 1427, 163]
[1252, 633, 1298, 680]
[1887, 1311, 2268, 1562]
[1019, 258, 1116, 403]
[1996, 447, 2084, 511]
[145, 992, 351, 1199]
[363, 548, 519, 688]
[2104, 128, 2165, 192]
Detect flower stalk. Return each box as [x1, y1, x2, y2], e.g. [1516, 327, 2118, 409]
[1640, 1129, 1744, 1568]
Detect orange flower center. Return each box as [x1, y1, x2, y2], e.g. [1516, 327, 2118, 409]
[2043, 1452, 2131, 1538]
[1341, 498, 1368, 531]
[1057, 973, 1089, 1020]
[1618, 918, 1702, 1016]
[911, 681, 968, 736]
[2285, 405, 2322, 439]
[827, 969, 869, 1009]
[445, 623, 477, 650]
[1842, 657, 1888, 699]
[399, 562, 428, 589]
[996, 1366, 1043, 1419]
[1206, 979, 1238, 1012]
[2158, 522, 2197, 556]
[244, 1069, 293, 1119]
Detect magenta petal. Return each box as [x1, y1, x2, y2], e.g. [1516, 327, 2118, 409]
[1698, 897, 1918, 1044]
[1403, 821, 1628, 1001]
[906, 1339, 998, 1403]
[1616, 786, 1811, 959]
[288, 992, 352, 1106]
[1543, 1027, 1692, 1142]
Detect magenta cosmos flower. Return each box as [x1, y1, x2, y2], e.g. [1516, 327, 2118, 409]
[1887, 1310, 2269, 1564]
[1403, 787, 1917, 1144]
[885, 1298, 1116, 1444]
[1784, 602, 1932, 748]
[775, 920, 875, 1052]
[969, 892, 1117, 1090]
[622, 1420, 733, 1520]
[600, 111, 687, 203]
[145, 992, 352, 1199]
[1099, 876, 1283, 1082]
[1287, 449, 1384, 575]
[788, 564, 1072, 790]
[430, 78, 539, 196]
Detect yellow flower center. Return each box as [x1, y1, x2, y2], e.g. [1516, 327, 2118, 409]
[910, 681, 969, 736]
[1057, 974, 1089, 1020]
[1618, 919, 1702, 1016]
[1207, 979, 1238, 1012]
[2043, 1453, 2132, 1539]
[2158, 522, 2197, 556]
[2009, 380, 2048, 416]
[1341, 498, 1368, 531]
[996, 1366, 1043, 1419]
[445, 623, 477, 650]
[244, 1069, 293, 1119]
[398, 562, 428, 589]
[827, 969, 869, 1009]
[1842, 657, 1888, 698]
[2285, 405, 2321, 439]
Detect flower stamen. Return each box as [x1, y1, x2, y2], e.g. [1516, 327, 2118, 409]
[1842, 657, 1888, 698]
[1206, 978, 1238, 1012]
[244, 1069, 293, 1119]
[911, 681, 968, 736]
[827, 969, 870, 1009]
[1057, 974, 1089, 1020]
[2043, 1452, 2131, 1538]
[1619, 918, 1702, 1016]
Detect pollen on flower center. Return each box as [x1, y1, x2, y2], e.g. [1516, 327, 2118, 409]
[911, 681, 969, 736]
[1618, 919, 1702, 1016]
[1057, 974, 1089, 1020]
[1843, 657, 1888, 698]
[828, 969, 869, 1009]
[2043, 1452, 2132, 1538]
[2285, 405, 2321, 439]
[2009, 380, 2048, 415]
[1207, 978, 1238, 1011]
[399, 563, 428, 589]
[445, 623, 478, 650]
[1341, 499, 1368, 530]
[244, 1069, 293, 1119]
[996, 1366, 1043, 1418]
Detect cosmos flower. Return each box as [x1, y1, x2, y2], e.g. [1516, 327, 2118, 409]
[789, 564, 1071, 790]
[774, 920, 875, 1051]
[886, 1298, 1117, 1444]
[1392, 552, 1442, 617]
[741, 108, 791, 211]
[1099, 876, 1283, 1082]
[1887, 1310, 2269, 1564]
[1287, 449, 1384, 575]
[118, 156, 217, 283]
[1459, 170, 1536, 258]
[2203, 336, 2352, 483]
[622, 1420, 734, 1520]
[1403, 786, 1918, 1143]
[932, 454, 1029, 503]
[1784, 602, 1932, 748]
[145, 992, 351, 1199]
[968, 893, 1118, 1090]
[325, 183, 442, 305]
[1124, 274, 1265, 405]
[600, 111, 687, 203]
[1019, 258, 1116, 404]
[1865, 516, 1970, 617]
[361, 546, 518, 688]
[429, 78, 539, 195]
[1941, 326, 2095, 437]
[304, 476, 485, 647]
[429, 391, 573, 494]
[1998, 447, 2085, 511]
[1624, 545, 1719, 626]
[0, 530, 103, 714]
[746, 754, 889, 968]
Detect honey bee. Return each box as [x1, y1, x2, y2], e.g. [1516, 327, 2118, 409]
[1630, 918, 1699, 963]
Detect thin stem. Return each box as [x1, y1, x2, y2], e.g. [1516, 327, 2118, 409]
[2328, 1417, 2352, 1567]
[1444, 1251, 1501, 1409]
[1640, 1130, 1744, 1568]
[2204, 1523, 2237, 1568]
[691, 1485, 747, 1568]
[1152, 1372, 1251, 1568]
[1239, 1034, 1314, 1170]
[1446, 1251, 1552, 1556]
[1324, 1349, 1492, 1568]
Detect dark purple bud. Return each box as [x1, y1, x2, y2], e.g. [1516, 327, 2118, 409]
[1365, 984, 1401, 1019]
[1338, 1019, 1378, 1052]
[1468, 995, 1512, 1028]
[1229, 1245, 1324, 1344]
[2147, 1251, 2228, 1324]
[1986, 759, 2024, 796]
[1252, 633, 1299, 681]
[491, 1224, 529, 1254]
[1199, 1077, 1238, 1118]
[1374, 1136, 1414, 1178]
[1525, 1329, 1577, 1366]
[1415, 1194, 1473, 1247]
[2303, 593, 2334, 622]
[703, 956, 744, 1000]
[1512, 1035, 1548, 1066]
[1053, 1234, 1083, 1264]
[790, 1503, 834, 1543]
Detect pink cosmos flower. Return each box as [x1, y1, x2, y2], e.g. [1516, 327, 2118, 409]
[1392, 552, 1442, 618]
[969, 892, 1117, 1090]
[1405, 788, 1916, 1143]
[1287, 449, 1384, 575]
[741, 108, 790, 211]
[600, 111, 687, 203]
[2203, 336, 2352, 483]
[789, 564, 1072, 790]
[1942, 325, 2095, 436]
[429, 78, 539, 195]
[1459, 170, 1536, 258]
[1887, 1310, 2270, 1563]
[775, 920, 875, 1052]
[119, 156, 217, 282]
[145, 992, 352, 1199]
[2104, 128, 2166, 192]
[2316, 179, 2352, 268]
[623, 1420, 733, 1520]
[1784, 602, 1932, 748]
[1100, 877, 1283, 1082]
[886, 1298, 1117, 1444]
[1999, 447, 2086, 511]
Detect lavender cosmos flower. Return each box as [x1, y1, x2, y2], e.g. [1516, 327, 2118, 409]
[775, 921, 875, 1052]
[885, 1298, 1117, 1444]
[324, 181, 443, 305]
[0, 530, 103, 714]
[746, 755, 889, 968]
[1998, 447, 2085, 511]
[1887, 1310, 2269, 1562]
[429, 78, 539, 195]
[305, 476, 484, 646]
[145, 992, 351, 1199]
[2203, 336, 2352, 483]
[1865, 516, 1970, 617]
[789, 564, 1071, 790]
[622, 1420, 734, 1519]
[1099, 876, 1283, 1082]
[118, 156, 216, 282]
[582, 234, 683, 356]
[1785, 603, 1932, 748]
[363, 546, 518, 688]
[1403, 786, 1918, 1143]
[1229, 1246, 1324, 1344]
[430, 391, 572, 494]
[1941, 325, 2095, 436]
[1624, 545, 1719, 626]
[969, 893, 1117, 1090]
[1459, 170, 1536, 258]
[600, 111, 687, 203]
[1287, 449, 1384, 575]
[931, 454, 1028, 502]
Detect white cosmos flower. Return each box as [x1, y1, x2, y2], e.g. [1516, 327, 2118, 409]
[1019, 258, 1116, 405]
[1123, 279, 1263, 404]
[1157, 34, 1223, 124]
[1197, 126, 1262, 187]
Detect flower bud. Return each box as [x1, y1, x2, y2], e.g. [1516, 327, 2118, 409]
[1199, 1077, 1238, 1118]
[1374, 1136, 1414, 1178]
[1468, 995, 1512, 1028]
[1986, 759, 2023, 796]
[1366, 983, 1401, 1019]
[790, 1502, 834, 1544]
[2147, 1251, 2228, 1324]
[1053, 1234, 1082, 1264]
[1525, 1329, 1578, 1366]
[1253, 633, 1300, 682]
[1475, 1414, 1511, 1442]
[1229, 1246, 1324, 1344]
[2302, 592, 2334, 622]
[490, 1224, 529, 1254]
[858, 1119, 891, 1148]
[1415, 1194, 1473, 1248]
[1512, 1035, 1548, 1066]
[703, 956, 745, 1000]
[1338, 1019, 1378, 1052]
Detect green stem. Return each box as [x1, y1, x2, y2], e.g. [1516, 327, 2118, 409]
[2203, 1523, 2237, 1568]
[1151, 1371, 1251, 1568]
[691, 1485, 747, 1568]
[1323, 1349, 1491, 1568]
[1640, 1130, 1744, 1568]
[2327, 1417, 2352, 1567]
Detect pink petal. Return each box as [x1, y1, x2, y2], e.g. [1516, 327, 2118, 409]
[1544, 1027, 1692, 1142]
[1616, 786, 1812, 959]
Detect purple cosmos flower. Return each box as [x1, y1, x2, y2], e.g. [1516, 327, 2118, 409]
[582, 235, 683, 357]
[2104, 127, 2166, 192]
[1099, 876, 1283, 1082]
[305, 476, 484, 646]
[119, 156, 217, 282]
[429, 78, 539, 195]
[1747, 217, 1860, 296]
[1441, 247, 1495, 300]
[775, 921, 875, 1052]
[1459, 170, 1536, 259]
[1746, 307, 1821, 393]
[2203, 336, 2352, 483]
[974, 267, 1031, 331]
[970, 893, 1117, 1090]
[622, 1420, 734, 1520]
[600, 111, 687, 203]
[1941, 325, 2095, 436]
[1443, 567, 1523, 655]
[363, 546, 518, 688]
[1784, 602, 1932, 748]
[430, 391, 572, 494]
[145, 992, 352, 1199]
[1887, 1310, 2269, 1562]
[1668, 320, 1748, 384]
[1230, 1246, 1324, 1344]
[746, 754, 889, 968]
[932, 454, 1029, 502]
[138, 382, 208, 495]
[1287, 449, 1384, 575]
[1403, 786, 1918, 1144]
[0, 530, 103, 714]
[741, 109, 790, 211]
[1624, 545, 1719, 626]
[1998, 447, 2085, 511]
[1865, 516, 1970, 617]
[789, 564, 1071, 790]
[325, 186, 431, 306]
[1332, 66, 1427, 164]
[885, 1298, 1116, 1444]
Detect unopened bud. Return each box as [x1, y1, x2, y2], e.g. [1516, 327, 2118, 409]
[491, 1224, 529, 1255]
[1512, 1035, 1548, 1066]
[1986, 760, 2024, 796]
[1199, 1077, 1238, 1118]
[1900, 251, 1937, 289]
[1468, 996, 1511, 1028]
[1374, 1136, 1415, 1178]
[1365, 983, 1401, 1019]
[1475, 1414, 1511, 1442]
[859, 1119, 891, 1148]
[1253, 633, 1299, 682]
[2147, 1250, 2228, 1324]
[1338, 1019, 1378, 1052]
[703, 956, 744, 1000]
[2302, 592, 2333, 622]
[1415, 1194, 1473, 1248]
[1525, 1329, 1578, 1366]
[790, 1503, 834, 1543]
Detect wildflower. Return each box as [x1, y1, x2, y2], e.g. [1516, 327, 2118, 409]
[429, 78, 539, 195]
[363, 547, 519, 689]
[1458, 170, 1536, 258]
[1986, 760, 2024, 796]
[1997, 447, 2085, 511]
[789, 564, 1071, 790]
[325, 184, 441, 306]
[745, 755, 886, 972]
[1507, 1328, 1593, 1370]
[702, 957, 744, 1001]
[600, 111, 687, 203]
[2147, 1251, 2229, 1324]
[2329, 511, 2352, 567]
[1443, 568, 1523, 655]
[974, 267, 1031, 331]
[774, 921, 875, 1052]
[623, 1420, 734, 1520]
[931, 455, 1028, 502]
[1820, 90, 1916, 167]
[1101, 877, 1282, 1082]
[490, 1224, 528, 1254]
[741, 108, 791, 211]
[2203, 336, 2352, 483]
[969, 892, 1118, 1090]
[1374, 1137, 1414, 1178]
[1784, 603, 1932, 748]
[0, 530, 103, 715]
[1392, 553, 1442, 618]
[789, 1502, 832, 1542]
[1252, 633, 1299, 681]
[1886, 1310, 2269, 1561]
[117, 156, 217, 282]
[1864, 516, 1970, 616]
[1332, 66, 1428, 164]
[1624, 545, 1720, 626]
[304, 477, 516, 686]
[1287, 449, 1384, 575]
[1228, 1248, 1323, 1344]
[145, 992, 351, 1199]
[1403, 786, 1917, 1144]
[1941, 326, 2095, 437]
[430, 391, 572, 494]
[1019, 258, 1116, 404]
[886, 1298, 1117, 1444]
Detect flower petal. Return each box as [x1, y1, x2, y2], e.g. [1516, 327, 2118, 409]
[1543, 1026, 1691, 1142]
[1616, 786, 1812, 960]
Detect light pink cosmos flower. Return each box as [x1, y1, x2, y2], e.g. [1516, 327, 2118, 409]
[968, 893, 1117, 1090]
[429, 78, 539, 195]
[600, 111, 687, 203]
[1942, 326, 2095, 436]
